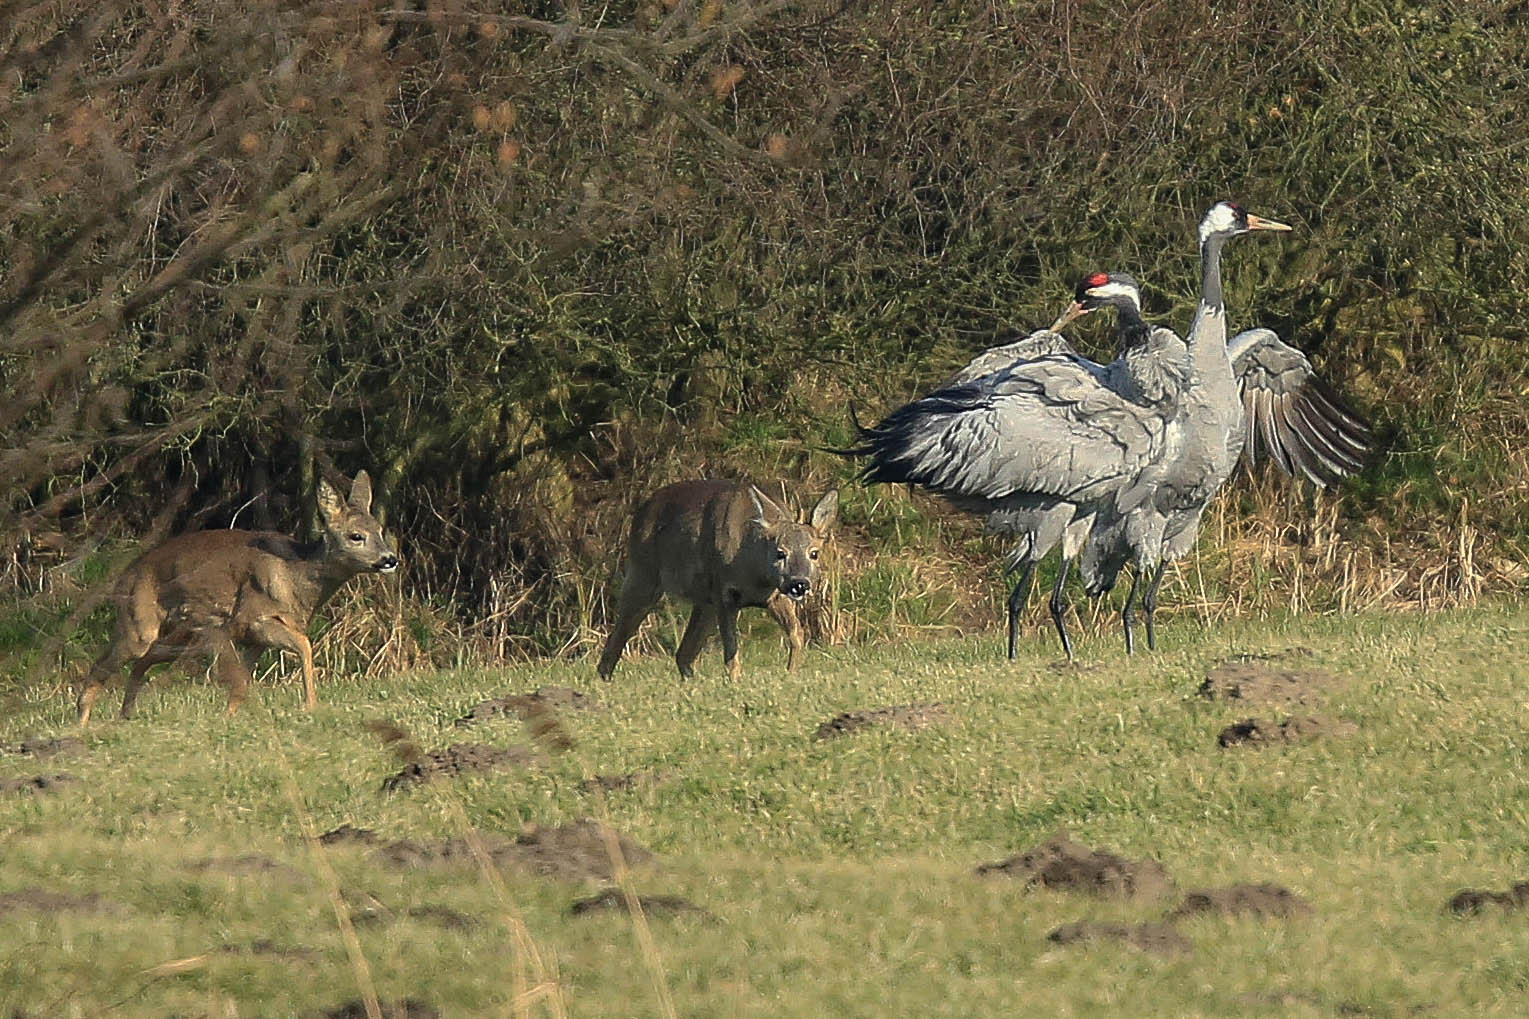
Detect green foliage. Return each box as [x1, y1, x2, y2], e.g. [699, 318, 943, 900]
[3, 0, 1527, 653]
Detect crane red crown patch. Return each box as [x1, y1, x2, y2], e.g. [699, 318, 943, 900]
[1087, 272, 1109, 287]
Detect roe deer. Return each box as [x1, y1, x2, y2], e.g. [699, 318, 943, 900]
[597, 479, 838, 682]
[76, 470, 399, 725]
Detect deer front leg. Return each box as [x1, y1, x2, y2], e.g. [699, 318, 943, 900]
[674, 602, 716, 680]
[765, 592, 806, 672]
[244, 614, 318, 709]
[718, 603, 742, 683]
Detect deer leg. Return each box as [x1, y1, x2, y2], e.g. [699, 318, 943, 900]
[764, 593, 805, 672]
[206, 630, 253, 716]
[244, 615, 317, 708]
[718, 603, 743, 683]
[77, 627, 155, 727]
[674, 602, 716, 680]
[596, 577, 660, 680]
[118, 633, 189, 719]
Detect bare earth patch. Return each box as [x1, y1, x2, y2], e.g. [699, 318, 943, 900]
[322, 819, 654, 882]
[1169, 883, 1313, 919]
[10, 736, 84, 759]
[1217, 715, 1359, 748]
[569, 888, 713, 919]
[454, 686, 598, 727]
[580, 769, 674, 794]
[353, 904, 477, 930]
[381, 742, 541, 793]
[1447, 882, 1529, 915]
[0, 773, 77, 795]
[1198, 660, 1348, 707]
[814, 702, 950, 740]
[1047, 921, 1191, 956]
[976, 831, 1174, 900]
[0, 888, 123, 916]
[184, 854, 311, 886]
[323, 1000, 440, 1019]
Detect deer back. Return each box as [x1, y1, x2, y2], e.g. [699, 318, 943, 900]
[118, 471, 398, 635]
[627, 479, 837, 608]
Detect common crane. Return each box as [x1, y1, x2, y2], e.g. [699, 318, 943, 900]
[1079, 202, 1369, 653]
[849, 271, 1186, 661]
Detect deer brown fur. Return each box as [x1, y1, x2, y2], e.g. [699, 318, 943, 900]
[597, 479, 838, 682]
[76, 470, 399, 725]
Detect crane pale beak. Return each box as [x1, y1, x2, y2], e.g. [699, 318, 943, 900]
[1049, 301, 1087, 331]
[1246, 214, 1293, 232]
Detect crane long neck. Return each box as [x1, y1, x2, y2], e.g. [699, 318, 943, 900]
[1113, 300, 1152, 354]
[1186, 232, 1234, 390]
[1197, 234, 1227, 320]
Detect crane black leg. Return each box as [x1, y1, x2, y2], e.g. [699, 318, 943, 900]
[1143, 561, 1167, 652]
[1006, 563, 1037, 661]
[1121, 568, 1141, 655]
[1049, 557, 1074, 662]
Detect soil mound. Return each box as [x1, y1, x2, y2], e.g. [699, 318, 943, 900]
[569, 888, 712, 919]
[1198, 661, 1346, 707]
[381, 743, 540, 792]
[1217, 715, 1359, 748]
[455, 686, 597, 726]
[0, 888, 122, 915]
[11, 737, 84, 759]
[0, 773, 77, 794]
[1447, 882, 1529, 915]
[323, 1001, 439, 1019]
[1047, 921, 1190, 956]
[814, 702, 950, 740]
[976, 831, 1173, 900]
[184, 855, 310, 885]
[331, 819, 653, 882]
[1170, 883, 1313, 919]
[580, 769, 674, 794]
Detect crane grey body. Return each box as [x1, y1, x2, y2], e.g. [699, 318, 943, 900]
[1080, 204, 1371, 652]
[851, 273, 1186, 660]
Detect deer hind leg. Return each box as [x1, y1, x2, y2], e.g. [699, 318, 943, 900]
[674, 602, 717, 679]
[77, 622, 158, 727]
[764, 593, 805, 672]
[597, 575, 661, 680]
[118, 629, 194, 719]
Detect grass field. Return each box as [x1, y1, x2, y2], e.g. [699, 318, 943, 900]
[3, 602, 1529, 1017]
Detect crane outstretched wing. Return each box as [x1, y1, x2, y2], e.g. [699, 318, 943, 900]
[1228, 328, 1372, 487]
[853, 353, 1167, 506]
[945, 328, 1079, 386]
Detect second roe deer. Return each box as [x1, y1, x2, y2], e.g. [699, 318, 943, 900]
[596, 479, 839, 682]
[76, 470, 399, 725]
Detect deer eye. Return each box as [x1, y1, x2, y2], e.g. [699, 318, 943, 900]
[809, 549, 820, 560]
[348, 532, 366, 543]
[775, 548, 787, 562]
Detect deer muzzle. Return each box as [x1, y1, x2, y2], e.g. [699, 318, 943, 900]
[375, 554, 400, 573]
[783, 578, 810, 601]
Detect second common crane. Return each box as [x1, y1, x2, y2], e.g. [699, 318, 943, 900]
[1079, 202, 1370, 652]
[849, 271, 1186, 660]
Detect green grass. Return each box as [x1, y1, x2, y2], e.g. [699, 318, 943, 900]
[4, 603, 1529, 1016]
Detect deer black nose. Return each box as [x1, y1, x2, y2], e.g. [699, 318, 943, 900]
[376, 554, 400, 573]
[784, 579, 810, 600]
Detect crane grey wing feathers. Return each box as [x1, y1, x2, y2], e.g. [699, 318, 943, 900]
[945, 328, 1078, 386]
[1229, 328, 1372, 487]
[856, 354, 1165, 505]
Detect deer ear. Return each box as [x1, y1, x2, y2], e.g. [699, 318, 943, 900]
[348, 470, 374, 513]
[316, 478, 346, 528]
[809, 489, 839, 532]
[748, 484, 785, 528]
